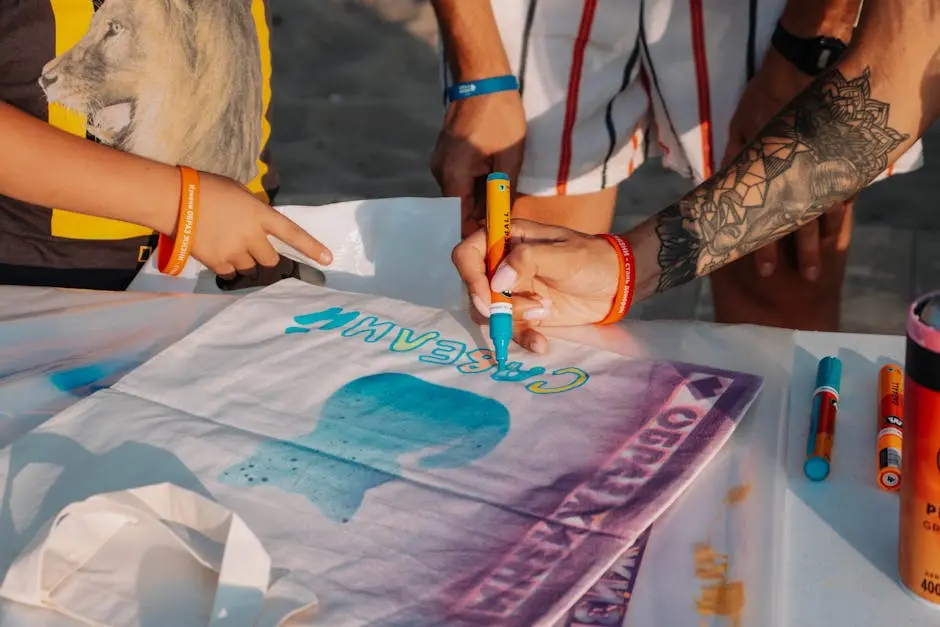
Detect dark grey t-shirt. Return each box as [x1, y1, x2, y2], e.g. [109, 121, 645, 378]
[0, 0, 279, 289]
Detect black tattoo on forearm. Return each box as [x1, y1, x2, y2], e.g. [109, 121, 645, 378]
[654, 68, 908, 294]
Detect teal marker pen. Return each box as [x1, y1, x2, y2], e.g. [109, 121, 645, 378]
[804, 356, 842, 482]
[485, 173, 512, 370]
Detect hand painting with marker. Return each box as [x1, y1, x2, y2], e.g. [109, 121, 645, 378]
[458, 219, 621, 354]
[453, 0, 937, 351]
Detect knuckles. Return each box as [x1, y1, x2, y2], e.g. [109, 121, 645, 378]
[512, 243, 535, 269]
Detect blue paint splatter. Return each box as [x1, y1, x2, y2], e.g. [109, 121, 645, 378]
[48, 359, 138, 397]
[219, 373, 510, 523]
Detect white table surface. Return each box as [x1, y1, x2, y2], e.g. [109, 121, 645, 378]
[783, 332, 939, 626]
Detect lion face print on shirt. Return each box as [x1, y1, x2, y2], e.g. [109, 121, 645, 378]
[0, 0, 276, 284]
[39, 0, 264, 185]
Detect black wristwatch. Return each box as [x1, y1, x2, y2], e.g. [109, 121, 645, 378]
[771, 22, 848, 77]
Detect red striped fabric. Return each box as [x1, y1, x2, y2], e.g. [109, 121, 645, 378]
[689, 0, 714, 178]
[555, 0, 599, 195]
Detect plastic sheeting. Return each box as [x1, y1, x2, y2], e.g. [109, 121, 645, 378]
[128, 198, 464, 311]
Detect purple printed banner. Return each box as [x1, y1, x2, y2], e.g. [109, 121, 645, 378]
[437, 362, 760, 625]
[564, 527, 652, 627]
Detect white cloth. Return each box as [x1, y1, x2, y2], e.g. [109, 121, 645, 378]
[0, 280, 762, 626]
[0, 483, 317, 627]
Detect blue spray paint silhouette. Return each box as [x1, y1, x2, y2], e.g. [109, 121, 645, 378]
[219, 373, 510, 523]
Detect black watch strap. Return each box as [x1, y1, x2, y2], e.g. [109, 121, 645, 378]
[771, 23, 847, 76]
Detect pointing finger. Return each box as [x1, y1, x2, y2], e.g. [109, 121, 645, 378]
[264, 212, 333, 266]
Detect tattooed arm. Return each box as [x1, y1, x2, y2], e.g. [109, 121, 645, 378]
[450, 0, 940, 352]
[623, 0, 940, 299]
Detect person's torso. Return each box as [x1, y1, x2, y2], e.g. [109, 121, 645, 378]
[0, 0, 278, 290]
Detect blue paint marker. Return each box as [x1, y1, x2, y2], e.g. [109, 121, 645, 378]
[804, 356, 842, 482]
[486, 172, 512, 370]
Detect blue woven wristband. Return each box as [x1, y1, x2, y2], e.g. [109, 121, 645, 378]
[446, 75, 519, 103]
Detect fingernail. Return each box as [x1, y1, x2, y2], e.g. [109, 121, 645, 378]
[471, 295, 491, 318]
[805, 266, 820, 282]
[490, 263, 517, 294]
[524, 307, 549, 321]
[527, 336, 548, 354]
[759, 262, 774, 277]
[320, 250, 333, 264]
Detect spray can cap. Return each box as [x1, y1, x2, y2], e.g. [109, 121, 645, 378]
[908, 292, 940, 355]
[918, 294, 940, 330]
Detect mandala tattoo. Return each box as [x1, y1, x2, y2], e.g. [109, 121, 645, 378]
[654, 68, 909, 294]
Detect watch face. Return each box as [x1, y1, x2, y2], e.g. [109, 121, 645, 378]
[773, 26, 847, 76]
[812, 37, 847, 73]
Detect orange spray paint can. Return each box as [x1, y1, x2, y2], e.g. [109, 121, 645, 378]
[899, 292, 940, 606]
[877, 364, 904, 491]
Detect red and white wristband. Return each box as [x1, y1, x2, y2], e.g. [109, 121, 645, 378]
[596, 234, 636, 325]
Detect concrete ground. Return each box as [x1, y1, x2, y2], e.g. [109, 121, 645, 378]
[269, 0, 936, 335]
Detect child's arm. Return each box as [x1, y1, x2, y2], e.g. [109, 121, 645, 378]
[0, 102, 332, 275]
[0, 102, 179, 232]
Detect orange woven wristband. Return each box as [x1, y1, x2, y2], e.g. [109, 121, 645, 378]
[596, 234, 635, 325]
[157, 166, 200, 276]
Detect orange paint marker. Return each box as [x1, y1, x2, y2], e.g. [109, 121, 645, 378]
[877, 364, 904, 491]
[485, 173, 512, 370]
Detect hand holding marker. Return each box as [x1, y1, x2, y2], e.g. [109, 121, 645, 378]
[486, 173, 512, 370]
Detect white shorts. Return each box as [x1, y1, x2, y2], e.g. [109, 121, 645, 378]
[443, 0, 923, 196]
